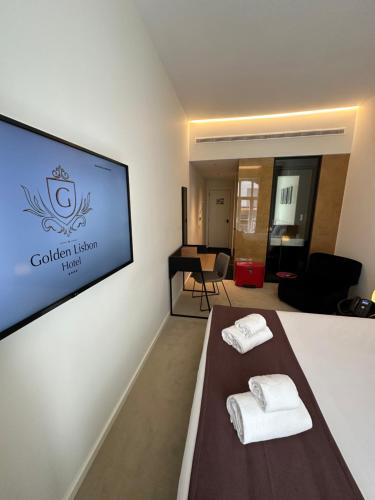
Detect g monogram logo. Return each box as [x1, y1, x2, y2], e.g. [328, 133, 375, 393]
[22, 166, 92, 236]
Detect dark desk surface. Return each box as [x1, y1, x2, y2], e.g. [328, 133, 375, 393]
[169, 246, 203, 278]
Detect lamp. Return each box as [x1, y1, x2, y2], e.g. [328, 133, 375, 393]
[372, 290, 375, 303]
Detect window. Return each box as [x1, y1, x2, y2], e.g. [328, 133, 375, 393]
[237, 178, 259, 234]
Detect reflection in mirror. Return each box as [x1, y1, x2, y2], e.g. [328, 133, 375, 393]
[266, 157, 321, 281]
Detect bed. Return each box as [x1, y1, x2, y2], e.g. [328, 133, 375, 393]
[178, 305, 375, 500]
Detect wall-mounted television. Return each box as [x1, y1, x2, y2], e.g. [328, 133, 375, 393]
[0, 114, 133, 341]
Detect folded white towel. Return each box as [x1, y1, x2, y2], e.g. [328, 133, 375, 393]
[249, 374, 300, 412]
[234, 314, 267, 337]
[222, 325, 273, 354]
[226, 392, 312, 444]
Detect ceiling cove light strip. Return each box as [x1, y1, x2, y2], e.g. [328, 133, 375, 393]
[190, 106, 359, 124]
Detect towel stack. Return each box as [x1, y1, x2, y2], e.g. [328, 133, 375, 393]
[221, 314, 273, 354]
[227, 374, 312, 444]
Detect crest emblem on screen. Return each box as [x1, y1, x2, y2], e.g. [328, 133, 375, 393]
[21, 166, 92, 236]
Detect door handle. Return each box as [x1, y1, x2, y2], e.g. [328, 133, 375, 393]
[226, 219, 229, 223]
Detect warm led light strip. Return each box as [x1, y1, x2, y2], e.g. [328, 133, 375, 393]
[190, 106, 359, 124]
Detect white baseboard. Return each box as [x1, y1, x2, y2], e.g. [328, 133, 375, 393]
[64, 311, 170, 500]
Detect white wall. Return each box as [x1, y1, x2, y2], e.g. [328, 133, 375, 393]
[188, 165, 206, 244]
[206, 179, 236, 191]
[0, 2, 188, 500]
[336, 97, 375, 298]
[189, 109, 356, 161]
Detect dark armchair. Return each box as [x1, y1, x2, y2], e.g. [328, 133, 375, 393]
[278, 252, 362, 314]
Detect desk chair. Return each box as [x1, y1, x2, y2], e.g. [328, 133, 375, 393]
[191, 252, 232, 311]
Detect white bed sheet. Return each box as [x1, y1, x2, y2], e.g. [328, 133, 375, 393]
[177, 311, 375, 500]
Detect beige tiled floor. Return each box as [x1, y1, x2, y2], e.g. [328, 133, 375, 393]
[173, 277, 296, 318]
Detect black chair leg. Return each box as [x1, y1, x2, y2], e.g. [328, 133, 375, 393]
[199, 281, 211, 312]
[197, 283, 211, 312]
[193, 280, 218, 299]
[192, 278, 205, 299]
[221, 280, 232, 307]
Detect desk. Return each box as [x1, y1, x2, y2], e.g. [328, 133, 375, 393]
[169, 246, 210, 319]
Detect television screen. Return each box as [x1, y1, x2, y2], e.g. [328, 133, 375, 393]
[0, 115, 133, 340]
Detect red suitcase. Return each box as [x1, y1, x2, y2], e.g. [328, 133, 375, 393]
[235, 261, 265, 288]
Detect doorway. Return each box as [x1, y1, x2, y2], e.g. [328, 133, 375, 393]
[265, 156, 321, 281]
[207, 189, 232, 248]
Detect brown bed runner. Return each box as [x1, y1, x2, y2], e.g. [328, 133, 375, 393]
[188, 305, 363, 500]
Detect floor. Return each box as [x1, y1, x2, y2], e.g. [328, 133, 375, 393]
[76, 282, 296, 500]
[173, 276, 296, 318]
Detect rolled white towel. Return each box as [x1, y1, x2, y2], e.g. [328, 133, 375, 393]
[249, 374, 300, 412]
[222, 325, 273, 354]
[234, 314, 267, 337]
[226, 392, 312, 444]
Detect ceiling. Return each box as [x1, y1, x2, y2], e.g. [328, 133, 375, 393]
[191, 159, 238, 178]
[135, 0, 375, 119]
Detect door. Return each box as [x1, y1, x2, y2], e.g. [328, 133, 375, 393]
[265, 157, 321, 281]
[207, 189, 231, 248]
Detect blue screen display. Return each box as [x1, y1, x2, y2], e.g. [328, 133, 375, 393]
[0, 117, 133, 337]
